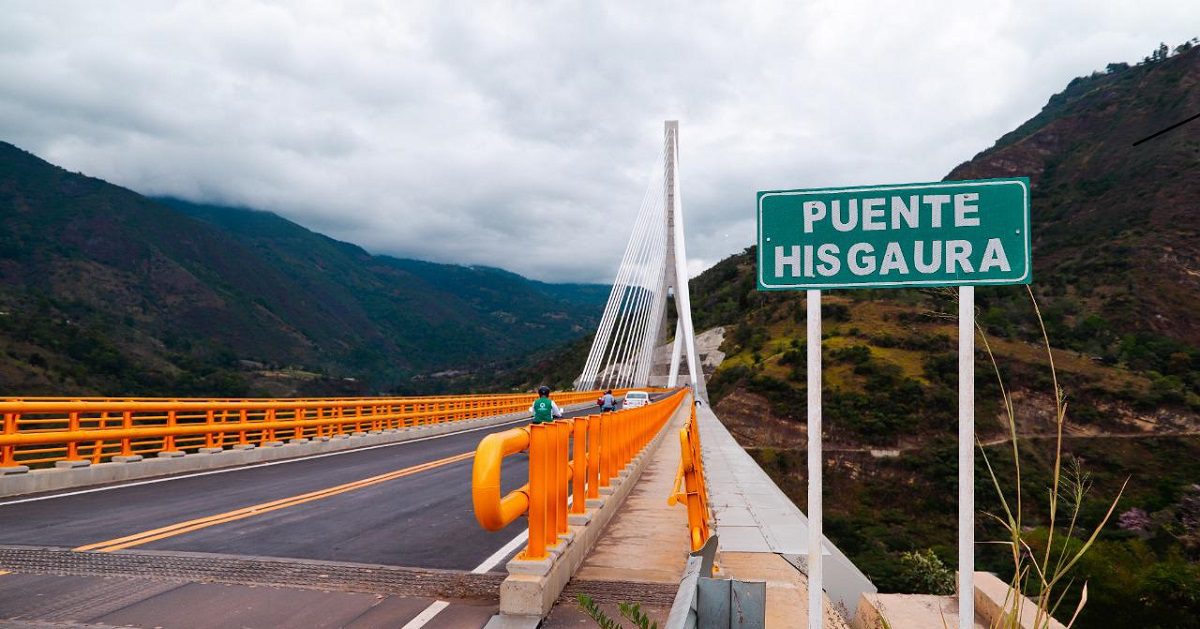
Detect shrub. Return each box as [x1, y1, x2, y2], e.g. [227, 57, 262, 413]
[897, 548, 956, 595]
[830, 345, 871, 365]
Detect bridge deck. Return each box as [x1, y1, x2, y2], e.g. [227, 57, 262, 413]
[0, 404, 600, 628]
[0, 398, 696, 628]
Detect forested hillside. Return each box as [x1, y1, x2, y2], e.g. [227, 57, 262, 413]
[0, 148, 604, 396]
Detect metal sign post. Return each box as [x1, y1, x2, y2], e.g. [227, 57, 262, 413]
[756, 178, 1030, 629]
[807, 288, 822, 629]
[959, 286, 975, 626]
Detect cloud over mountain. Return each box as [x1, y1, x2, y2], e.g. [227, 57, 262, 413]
[0, 1, 1195, 282]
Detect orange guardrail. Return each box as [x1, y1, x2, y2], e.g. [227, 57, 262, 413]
[472, 388, 685, 560]
[0, 390, 613, 468]
[669, 401, 711, 552]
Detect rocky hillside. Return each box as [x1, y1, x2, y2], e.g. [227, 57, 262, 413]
[949, 43, 1200, 349]
[0, 145, 605, 396]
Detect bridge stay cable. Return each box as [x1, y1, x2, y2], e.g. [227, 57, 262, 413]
[611, 197, 665, 388]
[593, 160, 663, 390]
[632, 195, 670, 384]
[576, 121, 706, 400]
[579, 155, 663, 389]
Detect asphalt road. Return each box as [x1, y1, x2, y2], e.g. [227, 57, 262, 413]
[0, 400, 630, 572]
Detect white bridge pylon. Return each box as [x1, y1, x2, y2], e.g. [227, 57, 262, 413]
[575, 121, 707, 400]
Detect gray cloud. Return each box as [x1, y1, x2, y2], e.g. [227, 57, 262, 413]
[1, 1, 1195, 282]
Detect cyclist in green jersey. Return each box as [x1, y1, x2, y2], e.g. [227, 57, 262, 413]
[529, 385, 563, 424]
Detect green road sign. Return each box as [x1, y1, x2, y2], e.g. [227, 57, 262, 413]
[757, 178, 1031, 290]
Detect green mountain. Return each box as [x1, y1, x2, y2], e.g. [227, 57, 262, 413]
[690, 44, 1200, 626]
[0, 146, 604, 396]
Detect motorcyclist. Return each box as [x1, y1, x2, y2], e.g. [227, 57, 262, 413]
[600, 389, 617, 413]
[530, 385, 564, 424]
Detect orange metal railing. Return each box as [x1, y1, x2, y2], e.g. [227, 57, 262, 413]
[0, 390, 612, 468]
[669, 401, 712, 552]
[472, 388, 685, 560]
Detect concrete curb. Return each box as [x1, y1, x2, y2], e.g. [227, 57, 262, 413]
[496, 398, 690, 619]
[0, 403, 593, 499]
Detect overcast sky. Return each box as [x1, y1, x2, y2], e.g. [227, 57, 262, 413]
[1, 2, 1195, 283]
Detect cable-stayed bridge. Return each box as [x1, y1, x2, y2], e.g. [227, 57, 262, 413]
[0, 122, 1030, 629]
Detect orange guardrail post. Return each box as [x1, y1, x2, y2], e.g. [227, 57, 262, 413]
[65, 411, 80, 461]
[543, 422, 557, 550]
[572, 417, 587, 514]
[1, 412, 14, 466]
[601, 414, 615, 486]
[204, 410, 216, 449]
[526, 423, 548, 560]
[119, 411, 133, 456]
[586, 415, 602, 499]
[162, 410, 177, 453]
[555, 420, 569, 536]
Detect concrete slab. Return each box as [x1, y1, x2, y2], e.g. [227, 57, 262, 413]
[0, 568, 500, 629]
[0, 572, 185, 622]
[95, 581, 383, 628]
[483, 612, 541, 629]
[343, 596, 435, 628]
[425, 601, 499, 628]
[720, 552, 850, 628]
[541, 600, 673, 629]
[854, 593, 987, 629]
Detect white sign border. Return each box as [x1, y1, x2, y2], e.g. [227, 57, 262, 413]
[757, 179, 1031, 290]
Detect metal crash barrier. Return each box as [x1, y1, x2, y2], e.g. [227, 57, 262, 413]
[669, 402, 712, 552]
[472, 388, 685, 560]
[0, 390, 609, 468]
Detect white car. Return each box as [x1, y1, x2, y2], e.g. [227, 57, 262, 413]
[622, 390, 650, 409]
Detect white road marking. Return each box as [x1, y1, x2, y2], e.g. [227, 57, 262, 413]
[400, 600, 451, 629]
[471, 529, 529, 574]
[0, 417, 531, 508]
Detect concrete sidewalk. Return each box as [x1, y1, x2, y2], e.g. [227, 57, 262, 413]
[541, 399, 693, 627]
[574, 400, 692, 584]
